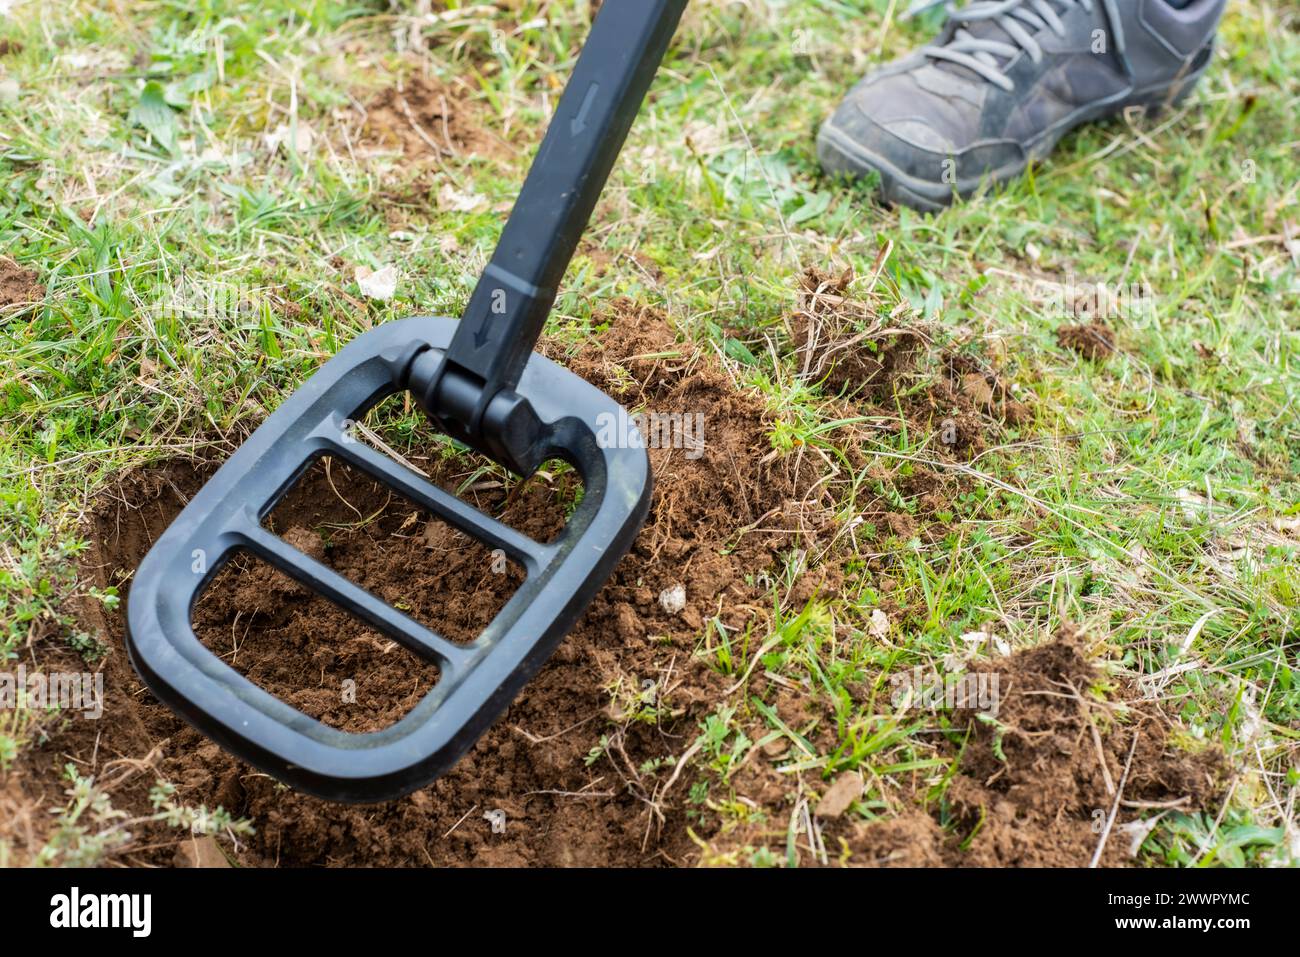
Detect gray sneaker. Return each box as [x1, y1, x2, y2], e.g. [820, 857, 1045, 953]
[817, 0, 1227, 211]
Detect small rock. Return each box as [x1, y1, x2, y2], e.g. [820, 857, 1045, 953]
[868, 608, 890, 639]
[658, 583, 686, 615]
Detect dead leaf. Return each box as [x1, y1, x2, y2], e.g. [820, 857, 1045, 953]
[960, 372, 994, 407]
[356, 264, 398, 301]
[173, 835, 231, 868]
[816, 771, 863, 819]
[264, 122, 316, 155]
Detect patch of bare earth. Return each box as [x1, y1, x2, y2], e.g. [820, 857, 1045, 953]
[9, 303, 838, 867]
[703, 268, 1220, 867]
[0, 256, 44, 313]
[1057, 321, 1117, 361]
[5, 274, 1215, 868]
[351, 72, 509, 177]
[344, 71, 514, 229]
[790, 264, 1031, 459]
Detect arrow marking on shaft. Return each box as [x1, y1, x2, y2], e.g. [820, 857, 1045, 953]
[570, 82, 599, 136]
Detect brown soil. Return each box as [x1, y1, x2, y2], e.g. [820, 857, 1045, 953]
[0, 38, 23, 57]
[0, 256, 44, 311]
[788, 265, 1031, 459]
[1057, 321, 1117, 361]
[11, 302, 836, 867]
[790, 265, 926, 401]
[188, 455, 541, 733]
[942, 630, 1222, 866]
[730, 627, 1224, 867]
[357, 74, 506, 166]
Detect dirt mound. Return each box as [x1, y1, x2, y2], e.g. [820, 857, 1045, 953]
[0, 256, 44, 311]
[561, 300, 837, 633]
[945, 631, 1221, 866]
[846, 812, 950, 867]
[9, 291, 1215, 869]
[358, 74, 504, 164]
[790, 265, 927, 400]
[787, 264, 1030, 459]
[818, 630, 1224, 867]
[1057, 321, 1116, 361]
[916, 350, 1032, 458]
[14, 304, 834, 867]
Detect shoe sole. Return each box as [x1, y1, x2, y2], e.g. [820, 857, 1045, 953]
[818, 48, 1213, 212]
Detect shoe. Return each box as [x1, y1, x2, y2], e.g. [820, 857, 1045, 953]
[817, 0, 1227, 211]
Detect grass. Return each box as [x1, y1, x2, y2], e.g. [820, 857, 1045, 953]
[0, 0, 1297, 866]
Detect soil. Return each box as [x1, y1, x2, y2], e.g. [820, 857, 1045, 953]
[351, 72, 514, 230]
[1057, 321, 1117, 361]
[357, 74, 506, 166]
[0, 256, 44, 311]
[188, 455, 538, 732]
[789, 265, 1031, 459]
[790, 266, 925, 401]
[0, 39, 23, 57]
[12, 302, 837, 867]
[941, 630, 1222, 866]
[742, 628, 1224, 867]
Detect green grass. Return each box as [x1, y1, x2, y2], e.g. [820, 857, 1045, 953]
[1, 0, 1297, 866]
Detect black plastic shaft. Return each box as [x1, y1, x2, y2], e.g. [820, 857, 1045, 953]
[444, 0, 688, 394]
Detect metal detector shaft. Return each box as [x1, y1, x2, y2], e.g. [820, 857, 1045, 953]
[412, 0, 688, 450]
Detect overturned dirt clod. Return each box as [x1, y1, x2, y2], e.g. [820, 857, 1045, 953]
[358, 74, 505, 165]
[1057, 321, 1117, 361]
[945, 630, 1222, 866]
[812, 629, 1225, 867]
[790, 265, 928, 400]
[0, 256, 44, 310]
[785, 263, 1031, 461]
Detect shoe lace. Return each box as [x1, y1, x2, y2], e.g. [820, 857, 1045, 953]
[904, 0, 1127, 92]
